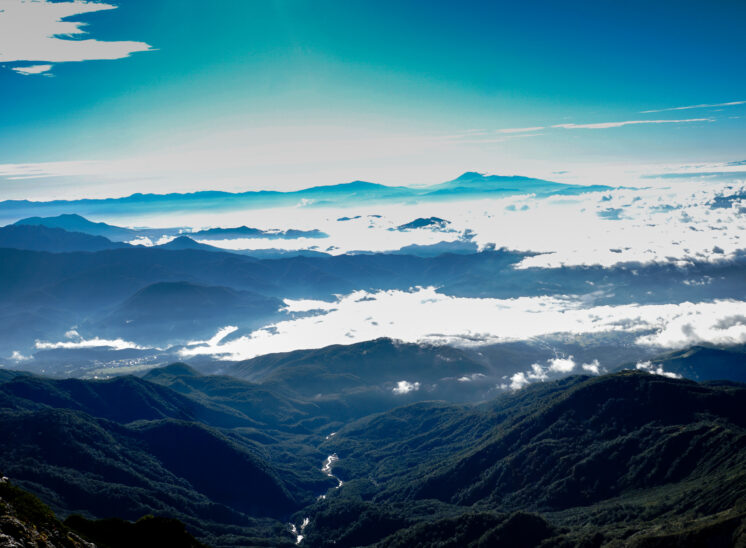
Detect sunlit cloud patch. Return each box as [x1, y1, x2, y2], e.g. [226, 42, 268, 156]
[35, 329, 150, 351]
[178, 287, 746, 361]
[635, 360, 681, 379]
[392, 381, 420, 395]
[35, 336, 147, 351]
[500, 357, 605, 391]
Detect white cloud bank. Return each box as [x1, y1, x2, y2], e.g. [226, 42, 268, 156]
[0, 0, 152, 74]
[178, 288, 746, 361]
[102, 175, 746, 269]
[0, 162, 742, 271]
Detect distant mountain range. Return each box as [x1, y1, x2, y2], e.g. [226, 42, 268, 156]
[0, 172, 611, 221]
[10, 213, 329, 243]
[2, 212, 486, 260]
[191, 226, 327, 240]
[0, 223, 129, 252]
[15, 213, 140, 241]
[395, 216, 451, 231]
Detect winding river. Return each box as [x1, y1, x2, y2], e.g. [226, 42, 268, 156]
[290, 453, 344, 543]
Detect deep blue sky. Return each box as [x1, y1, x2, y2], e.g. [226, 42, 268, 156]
[1, 0, 744, 198]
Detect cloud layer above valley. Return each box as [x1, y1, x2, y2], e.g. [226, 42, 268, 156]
[110, 177, 746, 269]
[178, 288, 746, 361]
[8, 173, 746, 378]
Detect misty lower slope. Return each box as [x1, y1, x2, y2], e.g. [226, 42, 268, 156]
[103, 281, 282, 342]
[625, 344, 746, 382]
[1, 342, 745, 546]
[152, 339, 503, 429]
[2, 243, 746, 374]
[227, 338, 492, 405]
[142, 363, 329, 429]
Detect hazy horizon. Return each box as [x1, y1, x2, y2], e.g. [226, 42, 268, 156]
[1, 0, 744, 200]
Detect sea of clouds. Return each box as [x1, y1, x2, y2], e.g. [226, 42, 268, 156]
[173, 288, 746, 361]
[19, 178, 746, 388]
[119, 179, 746, 268]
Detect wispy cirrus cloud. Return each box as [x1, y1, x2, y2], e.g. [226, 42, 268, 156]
[0, 160, 101, 180]
[496, 126, 546, 134]
[0, 0, 152, 75]
[551, 118, 712, 130]
[495, 118, 713, 133]
[641, 100, 746, 114]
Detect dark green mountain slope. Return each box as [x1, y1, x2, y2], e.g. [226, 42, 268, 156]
[230, 338, 489, 394]
[412, 372, 746, 509]
[0, 478, 207, 548]
[305, 371, 746, 546]
[0, 479, 90, 547]
[0, 371, 337, 546]
[3, 354, 746, 546]
[0, 408, 301, 545]
[0, 374, 255, 427]
[65, 514, 209, 548]
[227, 338, 494, 421]
[372, 511, 560, 548]
[143, 366, 322, 430]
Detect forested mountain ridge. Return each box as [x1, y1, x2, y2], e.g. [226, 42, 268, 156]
[1, 353, 745, 546]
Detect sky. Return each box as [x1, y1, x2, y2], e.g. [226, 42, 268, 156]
[1, 0, 745, 199]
